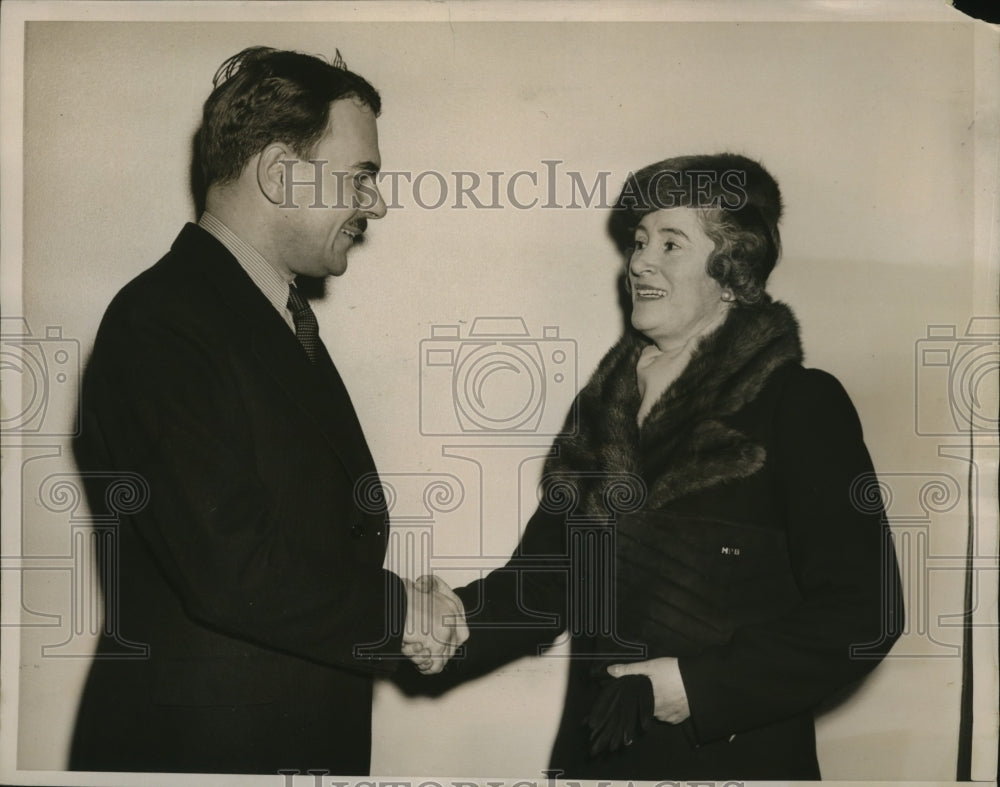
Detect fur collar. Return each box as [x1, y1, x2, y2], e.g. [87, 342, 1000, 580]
[540, 299, 802, 516]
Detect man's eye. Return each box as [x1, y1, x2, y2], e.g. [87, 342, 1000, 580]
[354, 171, 375, 187]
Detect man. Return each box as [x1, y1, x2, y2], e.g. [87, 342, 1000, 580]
[70, 46, 464, 775]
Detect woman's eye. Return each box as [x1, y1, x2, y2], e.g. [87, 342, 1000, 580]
[632, 239, 646, 251]
[664, 241, 679, 252]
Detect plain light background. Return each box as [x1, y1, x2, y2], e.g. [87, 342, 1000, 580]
[3, 4, 998, 784]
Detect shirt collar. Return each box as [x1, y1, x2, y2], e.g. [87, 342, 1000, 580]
[198, 211, 295, 325]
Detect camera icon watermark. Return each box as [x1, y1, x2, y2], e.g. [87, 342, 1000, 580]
[0, 317, 80, 436]
[419, 317, 577, 436]
[915, 317, 999, 437]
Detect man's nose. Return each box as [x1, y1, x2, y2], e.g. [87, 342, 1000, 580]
[364, 184, 387, 219]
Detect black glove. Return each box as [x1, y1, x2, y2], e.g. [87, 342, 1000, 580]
[584, 673, 655, 756]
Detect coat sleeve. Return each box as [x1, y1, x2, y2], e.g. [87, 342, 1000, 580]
[402, 504, 571, 689]
[76, 298, 406, 674]
[678, 368, 904, 743]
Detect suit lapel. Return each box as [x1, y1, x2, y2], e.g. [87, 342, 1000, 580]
[173, 224, 382, 494]
[249, 322, 381, 487]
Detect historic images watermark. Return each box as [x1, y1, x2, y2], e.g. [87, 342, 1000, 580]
[349, 313, 1000, 662]
[1, 318, 149, 659]
[277, 776, 745, 787]
[2, 458, 151, 660]
[914, 317, 999, 437]
[419, 317, 578, 437]
[279, 160, 751, 212]
[0, 317, 80, 437]
[4, 319, 995, 669]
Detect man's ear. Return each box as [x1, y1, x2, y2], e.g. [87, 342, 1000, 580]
[256, 143, 294, 206]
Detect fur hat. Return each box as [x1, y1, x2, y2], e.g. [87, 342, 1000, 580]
[609, 153, 784, 303]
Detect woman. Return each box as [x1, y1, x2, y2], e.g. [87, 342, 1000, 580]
[410, 153, 903, 780]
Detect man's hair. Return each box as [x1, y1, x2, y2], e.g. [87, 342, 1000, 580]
[199, 46, 382, 187]
[610, 153, 783, 304]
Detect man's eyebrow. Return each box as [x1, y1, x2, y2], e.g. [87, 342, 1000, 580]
[354, 160, 381, 174]
[658, 227, 691, 241]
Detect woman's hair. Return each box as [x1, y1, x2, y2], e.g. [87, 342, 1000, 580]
[610, 153, 783, 304]
[199, 46, 382, 188]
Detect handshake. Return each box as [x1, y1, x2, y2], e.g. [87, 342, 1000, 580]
[401, 575, 469, 675]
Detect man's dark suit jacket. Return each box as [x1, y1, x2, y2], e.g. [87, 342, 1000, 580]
[69, 224, 405, 775]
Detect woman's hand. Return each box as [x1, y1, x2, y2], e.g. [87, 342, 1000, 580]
[608, 657, 691, 724]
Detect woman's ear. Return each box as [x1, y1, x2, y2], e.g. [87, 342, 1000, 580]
[256, 143, 294, 205]
[705, 252, 731, 284]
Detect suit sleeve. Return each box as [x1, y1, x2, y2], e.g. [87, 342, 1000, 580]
[678, 368, 904, 743]
[76, 299, 406, 674]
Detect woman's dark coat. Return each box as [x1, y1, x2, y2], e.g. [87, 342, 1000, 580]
[428, 299, 903, 780]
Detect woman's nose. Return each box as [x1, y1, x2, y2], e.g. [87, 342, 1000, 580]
[629, 249, 653, 276]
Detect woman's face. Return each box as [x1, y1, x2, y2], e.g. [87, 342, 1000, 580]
[628, 208, 731, 351]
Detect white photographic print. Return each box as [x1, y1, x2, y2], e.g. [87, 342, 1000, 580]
[1, 1, 996, 786]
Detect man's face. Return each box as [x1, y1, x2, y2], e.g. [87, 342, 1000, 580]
[275, 97, 386, 278]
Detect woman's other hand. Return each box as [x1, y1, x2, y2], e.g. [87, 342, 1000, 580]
[608, 657, 691, 724]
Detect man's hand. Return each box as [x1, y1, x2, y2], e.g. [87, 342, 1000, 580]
[402, 574, 469, 675]
[607, 657, 691, 724]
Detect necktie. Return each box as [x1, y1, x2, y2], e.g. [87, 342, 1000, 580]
[287, 284, 320, 363]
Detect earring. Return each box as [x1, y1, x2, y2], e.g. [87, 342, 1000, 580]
[721, 290, 735, 303]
